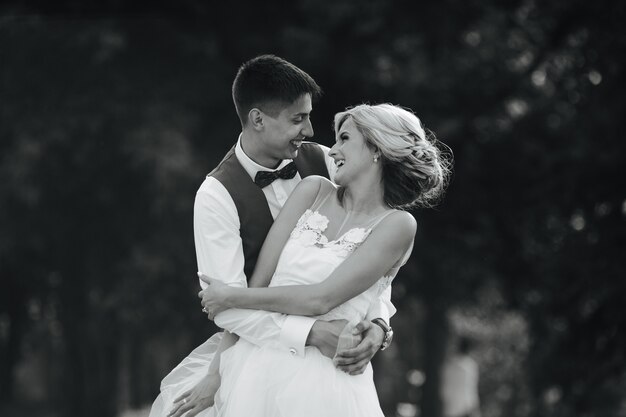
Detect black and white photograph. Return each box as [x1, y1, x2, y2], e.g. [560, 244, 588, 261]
[1, 1, 624, 416]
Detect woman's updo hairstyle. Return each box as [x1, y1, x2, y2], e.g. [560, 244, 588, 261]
[333, 103, 452, 209]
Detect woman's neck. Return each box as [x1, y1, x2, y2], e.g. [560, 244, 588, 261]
[341, 182, 387, 215]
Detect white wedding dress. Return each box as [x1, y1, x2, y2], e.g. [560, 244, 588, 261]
[151, 185, 412, 417]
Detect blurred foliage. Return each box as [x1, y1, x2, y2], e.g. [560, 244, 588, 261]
[1, 1, 625, 416]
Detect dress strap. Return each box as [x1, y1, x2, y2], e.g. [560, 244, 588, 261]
[309, 182, 336, 212]
[366, 209, 398, 230]
[368, 209, 414, 270]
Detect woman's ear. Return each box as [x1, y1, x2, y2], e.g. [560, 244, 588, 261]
[372, 146, 382, 163]
[248, 108, 264, 131]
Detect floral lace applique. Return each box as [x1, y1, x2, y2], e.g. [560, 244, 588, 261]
[377, 275, 394, 295]
[291, 210, 329, 246]
[329, 227, 371, 255]
[291, 210, 372, 254]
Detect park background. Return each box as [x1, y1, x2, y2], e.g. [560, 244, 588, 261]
[1, 1, 625, 416]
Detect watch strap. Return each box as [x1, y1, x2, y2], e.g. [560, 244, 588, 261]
[371, 318, 393, 350]
[371, 318, 390, 333]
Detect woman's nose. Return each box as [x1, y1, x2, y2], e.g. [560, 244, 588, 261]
[329, 143, 338, 157]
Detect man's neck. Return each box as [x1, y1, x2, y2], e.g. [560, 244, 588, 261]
[240, 131, 282, 169]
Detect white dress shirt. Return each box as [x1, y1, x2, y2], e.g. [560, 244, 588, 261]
[194, 136, 394, 357]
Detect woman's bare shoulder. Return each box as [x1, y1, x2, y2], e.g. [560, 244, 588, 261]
[380, 210, 417, 241]
[299, 175, 336, 194]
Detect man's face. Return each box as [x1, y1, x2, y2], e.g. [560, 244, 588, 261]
[259, 94, 314, 165]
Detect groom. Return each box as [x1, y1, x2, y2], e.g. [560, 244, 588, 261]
[173, 55, 394, 416]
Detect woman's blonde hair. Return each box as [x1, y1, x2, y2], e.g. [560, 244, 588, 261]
[333, 103, 452, 209]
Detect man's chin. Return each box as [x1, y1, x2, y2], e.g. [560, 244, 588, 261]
[287, 148, 299, 159]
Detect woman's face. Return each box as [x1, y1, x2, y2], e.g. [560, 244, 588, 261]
[329, 117, 377, 186]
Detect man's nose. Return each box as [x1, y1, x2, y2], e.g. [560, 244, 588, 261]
[302, 118, 314, 138]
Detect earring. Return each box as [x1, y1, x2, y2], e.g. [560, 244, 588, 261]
[373, 155, 379, 163]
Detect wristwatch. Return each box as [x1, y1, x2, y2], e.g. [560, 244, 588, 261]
[371, 318, 394, 351]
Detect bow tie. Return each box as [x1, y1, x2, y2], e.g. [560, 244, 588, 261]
[254, 161, 298, 188]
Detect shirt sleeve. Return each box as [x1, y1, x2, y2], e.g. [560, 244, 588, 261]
[194, 177, 314, 356]
[194, 177, 246, 289]
[214, 309, 315, 357]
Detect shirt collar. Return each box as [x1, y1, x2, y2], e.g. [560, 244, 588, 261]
[235, 134, 293, 181]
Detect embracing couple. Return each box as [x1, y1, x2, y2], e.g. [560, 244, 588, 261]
[150, 54, 450, 417]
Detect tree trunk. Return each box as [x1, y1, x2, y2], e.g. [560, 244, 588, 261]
[420, 301, 449, 417]
[0, 278, 25, 404]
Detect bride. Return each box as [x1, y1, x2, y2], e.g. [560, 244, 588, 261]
[162, 103, 450, 416]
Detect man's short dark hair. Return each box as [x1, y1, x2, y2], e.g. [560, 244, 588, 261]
[232, 54, 322, 125]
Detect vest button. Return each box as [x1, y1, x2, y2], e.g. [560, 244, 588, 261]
[289, 348, 297, 355]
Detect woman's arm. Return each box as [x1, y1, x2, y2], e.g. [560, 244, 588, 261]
[168, 331, 238, 417]
[207, 331, 238, 374]
[215, 210, 416, 315]
[246, 175, 325, 288]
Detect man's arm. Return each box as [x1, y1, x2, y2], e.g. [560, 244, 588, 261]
[196, 177, 337, 356]
[330, 284, 394, 374]
[200, 207, 414, 373]
[194, 177, 248, 289]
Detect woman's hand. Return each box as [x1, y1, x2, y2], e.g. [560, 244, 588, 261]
[167, 371, 220, 417]
[197, 274, 231, 320]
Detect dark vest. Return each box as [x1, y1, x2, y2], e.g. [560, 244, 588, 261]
[209, 142, 330, 281]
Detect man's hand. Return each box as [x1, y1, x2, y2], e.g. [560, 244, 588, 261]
[306, 319, 348, 358]
[333, 320, 384, 375]
[167, 371, 220, 417]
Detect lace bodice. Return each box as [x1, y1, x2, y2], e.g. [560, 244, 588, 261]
[270, 209, 396, 322]
[291, 209, 375, 256]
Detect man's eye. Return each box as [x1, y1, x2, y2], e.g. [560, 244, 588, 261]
[294, 117, 303, 123]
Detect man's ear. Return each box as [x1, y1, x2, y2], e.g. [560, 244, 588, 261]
[248, 108, 264, 131]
